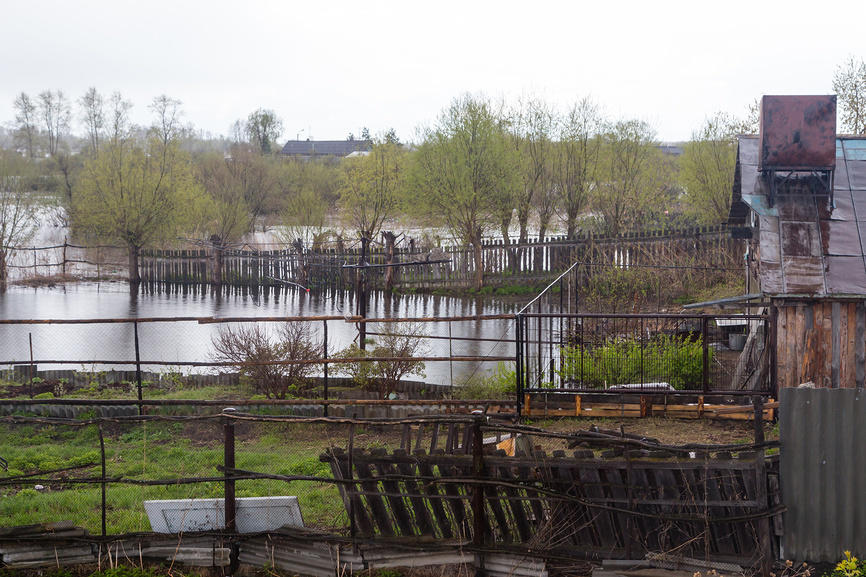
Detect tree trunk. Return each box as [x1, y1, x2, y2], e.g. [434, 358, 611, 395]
[212, 246, 224, 285]
[472, 228, 484, 290]
[128, 245, 141, 284]
[0, 249, 7, 291]
[383, 231, 397, 292]
[501, 218, 516, 273]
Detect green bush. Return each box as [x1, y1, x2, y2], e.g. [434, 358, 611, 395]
[558, 334, 707, 390]
[453, 362, 517, 399]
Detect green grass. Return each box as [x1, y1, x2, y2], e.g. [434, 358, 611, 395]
[0, 420, 346, 535]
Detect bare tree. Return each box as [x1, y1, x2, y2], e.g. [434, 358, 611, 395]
[210, 322, 321, 398]
[0, 152, 37, 288]
[834, 56, 866, 135]
[79, 87, 105, 153]
[555, 98, 603, 239]
[12, 93, 38, 158]
[38, 90, 71, 156]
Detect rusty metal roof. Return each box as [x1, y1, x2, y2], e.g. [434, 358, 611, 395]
[759, 95, 837, 171]
[735, 135, 866, 297]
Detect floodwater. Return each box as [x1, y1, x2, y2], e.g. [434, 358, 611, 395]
[0, 282, 518, 386]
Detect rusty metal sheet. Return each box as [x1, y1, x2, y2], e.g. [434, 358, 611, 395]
[781, 222, 821, 257]
[819, 220, 861, 256]
[782, 256, 825, 293]
[759, 262, 784, 293]
[759, 95, 836, 171]
[847, 161, 866, 190]
[776, 194, 816, 221]
[824, 256, 866, 293]
[820, 190, 855, 221]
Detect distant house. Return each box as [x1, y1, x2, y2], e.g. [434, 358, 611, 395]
[279, 139, 372, 160]
[728, 94, 866, 389]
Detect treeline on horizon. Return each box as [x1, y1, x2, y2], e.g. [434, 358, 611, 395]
[0, 56, 863, 287]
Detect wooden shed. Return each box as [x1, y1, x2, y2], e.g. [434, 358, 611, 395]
[729, 95, 866, 389]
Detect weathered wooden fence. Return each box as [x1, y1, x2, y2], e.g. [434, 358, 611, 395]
[321, 418, 780, 567]
[135, 225, 742, 289]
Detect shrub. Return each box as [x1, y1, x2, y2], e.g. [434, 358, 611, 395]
[558, 334, 707, 390]
[335, 323, 427, 399]
[210, 322, 320, 399]
[453, 362, 517, 399]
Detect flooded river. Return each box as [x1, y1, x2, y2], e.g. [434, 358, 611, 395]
[0, 282, 519, 386]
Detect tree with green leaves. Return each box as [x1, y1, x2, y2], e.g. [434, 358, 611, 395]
[679, 112, 739, 225]
[413, 95, 519, 289]
[245, 108, 283, 154]
[833, 56, 866, 135]
[73, 95, 203, 284]
[339, 139, 406, 241]
[594, 119, 670, 235]
[555, 98, 603, 239]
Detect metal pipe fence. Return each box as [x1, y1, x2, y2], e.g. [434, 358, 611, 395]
[0, 310, 772, 414]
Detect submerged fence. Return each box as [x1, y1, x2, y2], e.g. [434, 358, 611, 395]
[0, 411, 781, 570]
[4, 225, 743, 291]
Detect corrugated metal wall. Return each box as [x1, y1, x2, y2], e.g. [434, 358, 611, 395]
[780, 388, 866, 561]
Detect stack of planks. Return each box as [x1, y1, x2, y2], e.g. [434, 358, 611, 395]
[523, 394, 776, 420]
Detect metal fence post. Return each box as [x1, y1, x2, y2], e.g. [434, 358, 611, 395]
[515, 314, 523, 419]
[223, 409, 236, 533]
[133, 321, 143, 415]
[323, 320, 329, 417]
[98, 423, 107, 537]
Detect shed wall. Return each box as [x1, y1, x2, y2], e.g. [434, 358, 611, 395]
[774, 300, 866, 389]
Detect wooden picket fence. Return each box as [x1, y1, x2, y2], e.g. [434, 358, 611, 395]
[137, 225, 742, 289]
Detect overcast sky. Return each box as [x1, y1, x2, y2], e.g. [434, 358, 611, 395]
[1, 0, 863, 144]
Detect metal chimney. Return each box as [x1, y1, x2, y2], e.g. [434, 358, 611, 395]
[759, 95, 836, 205]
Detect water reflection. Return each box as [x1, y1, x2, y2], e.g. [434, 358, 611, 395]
[0, 283, 518, 386]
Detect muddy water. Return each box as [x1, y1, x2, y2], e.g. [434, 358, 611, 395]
[0, 283, 519, 386]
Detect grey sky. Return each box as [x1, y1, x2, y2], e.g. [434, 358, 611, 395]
[1, 0, 863, 143]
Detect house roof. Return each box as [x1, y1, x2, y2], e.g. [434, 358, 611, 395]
[279, 139, 372, 157]
[731, 135, 866, 297]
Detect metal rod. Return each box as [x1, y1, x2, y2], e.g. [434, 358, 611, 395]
[357, 236, 368, 350]
[98, 423, 106, 536]
[323, 320, 329, 418]
[5, 354, 516, 367]
[28, 333, 34, 399]
[133, 321, 143, 415]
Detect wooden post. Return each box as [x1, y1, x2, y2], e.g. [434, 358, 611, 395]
[471, 415, 485, 547]
[701, 316, 709, 393]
